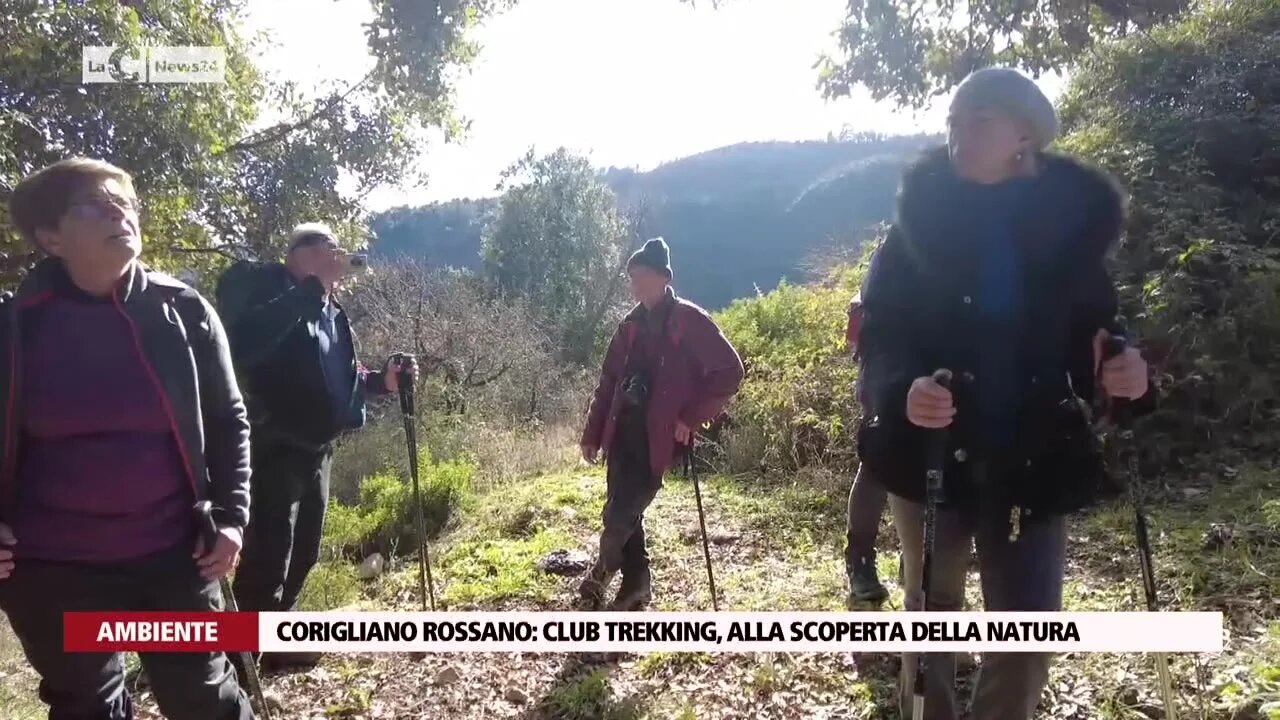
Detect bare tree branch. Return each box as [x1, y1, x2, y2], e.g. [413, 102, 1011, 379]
[346, 258, 583, 420]
[167, 244, 250, 261]
[221, 69, 378, 155]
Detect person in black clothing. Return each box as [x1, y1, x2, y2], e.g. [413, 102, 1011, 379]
[856, 68, 1156, 719]
[219, 223, 415, 667]
[843, 295, 892, 606]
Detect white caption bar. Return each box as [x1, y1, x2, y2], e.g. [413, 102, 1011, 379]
[258, 611, 1223, 654]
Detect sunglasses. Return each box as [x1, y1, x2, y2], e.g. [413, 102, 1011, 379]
[289, 232, 341, 252]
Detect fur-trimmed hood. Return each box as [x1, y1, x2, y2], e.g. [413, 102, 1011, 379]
[894, 146, 1126, 278]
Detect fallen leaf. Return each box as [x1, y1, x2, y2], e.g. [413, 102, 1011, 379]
[503, 687, 528, 705]
[433, 666, 461, 686]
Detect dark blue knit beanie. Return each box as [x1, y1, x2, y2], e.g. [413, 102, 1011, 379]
[627, 237, 672, 280]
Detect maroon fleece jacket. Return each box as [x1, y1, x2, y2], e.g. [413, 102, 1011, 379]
[582, 290, 744, 477]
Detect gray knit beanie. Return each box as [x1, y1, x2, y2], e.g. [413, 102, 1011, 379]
[950, 68, 1059, 150]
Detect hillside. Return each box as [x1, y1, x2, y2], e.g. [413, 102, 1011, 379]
[369, 135, 937, 309]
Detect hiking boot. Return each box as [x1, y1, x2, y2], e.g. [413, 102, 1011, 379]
[576, 560, 615, 611]
[846, 555, 889, 608]
[608, 570, 652, 611]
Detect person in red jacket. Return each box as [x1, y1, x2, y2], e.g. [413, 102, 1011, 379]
[579, 238, 744, 610]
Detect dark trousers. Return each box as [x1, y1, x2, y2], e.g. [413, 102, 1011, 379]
[233, 441, 333, 613]
[844, 464, 888, 572]
[890, 494, 1067, 720]
[598, 409, 662, 580]
[0, 546, 251, 720]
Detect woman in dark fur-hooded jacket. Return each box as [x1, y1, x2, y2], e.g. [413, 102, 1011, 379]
[855, 68, 1157, 720]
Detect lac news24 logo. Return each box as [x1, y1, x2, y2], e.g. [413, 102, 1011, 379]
[82, 46, 225, 84]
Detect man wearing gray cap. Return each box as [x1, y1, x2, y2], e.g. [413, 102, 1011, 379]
[855, 68, 1156, 719]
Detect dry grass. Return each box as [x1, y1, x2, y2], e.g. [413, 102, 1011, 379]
[335, 416, 580, 500]
[456, 422, 581, 490]
[0, 617, 43, 720]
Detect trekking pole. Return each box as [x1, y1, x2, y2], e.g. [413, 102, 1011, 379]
[193, 502, 273, 720]
[912, 368, 953, 720]
[393, 353, 437, 612]
[685, 438, 719, 611]
[1103, 337, 1178, 719]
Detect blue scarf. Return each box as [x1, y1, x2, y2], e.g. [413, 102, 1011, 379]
[969, 177, 1032, 448]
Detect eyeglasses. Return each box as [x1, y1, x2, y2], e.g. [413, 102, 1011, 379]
[66, 195, 141, 220]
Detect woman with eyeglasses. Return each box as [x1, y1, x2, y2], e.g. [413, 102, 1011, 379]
[0, 158, 253, 719]
[856, 68, 1155, 719]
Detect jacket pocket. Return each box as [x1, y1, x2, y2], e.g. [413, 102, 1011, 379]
[856, 414, 928, 503]
[1019, 397, 1116, 513]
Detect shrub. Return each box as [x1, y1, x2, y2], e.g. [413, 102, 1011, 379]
[1058, 0, 1280, 462]
[321, 447, 475, 559]
[426, 415, 582, 486]
[715, 260, 868, 471]
[330, 416, 404, 504]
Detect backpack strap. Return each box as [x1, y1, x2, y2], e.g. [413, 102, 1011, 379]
[847, 297, 864, 360]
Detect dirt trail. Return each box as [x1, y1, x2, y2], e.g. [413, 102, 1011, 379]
[7, 464, 1279, 719]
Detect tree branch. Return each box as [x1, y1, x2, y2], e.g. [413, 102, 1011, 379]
[221, 69, 378, 155]
[468, 364, 511, 388]
[167, 244, 249, 260]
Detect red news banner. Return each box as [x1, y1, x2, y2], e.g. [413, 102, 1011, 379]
[65, 611, 1224, 655]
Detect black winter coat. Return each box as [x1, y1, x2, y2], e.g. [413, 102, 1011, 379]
[856, 147, 1156, 523]
[220, 263, 390, 450]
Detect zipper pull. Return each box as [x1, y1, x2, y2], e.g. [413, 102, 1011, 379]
[1008, 506, 1022, 543]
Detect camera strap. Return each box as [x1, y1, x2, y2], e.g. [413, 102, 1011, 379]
[621, 299, 686, 374]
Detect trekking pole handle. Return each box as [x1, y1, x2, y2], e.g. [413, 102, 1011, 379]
[390, 352, 416, 383]
[924, 368, 952, 482]
[193, 500, 218, 553]
[1101, 336, 1132, 429]
[930, 368, 953, 391]
[391, 352, 416, 411]
[927, 369, 953, 449]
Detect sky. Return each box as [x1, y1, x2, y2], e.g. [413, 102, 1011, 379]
[244, 0, 1062, 211]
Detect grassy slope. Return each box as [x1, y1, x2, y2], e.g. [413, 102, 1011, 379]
[4, 461, 1278, 719]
